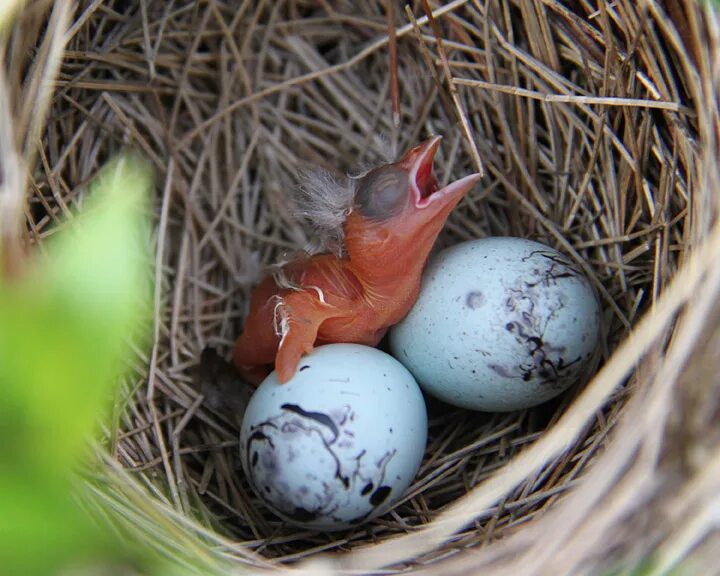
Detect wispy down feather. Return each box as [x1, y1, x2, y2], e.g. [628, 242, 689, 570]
[293, 167, 356, 256]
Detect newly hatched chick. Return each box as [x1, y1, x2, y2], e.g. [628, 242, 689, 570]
[234, 136, 481, 385]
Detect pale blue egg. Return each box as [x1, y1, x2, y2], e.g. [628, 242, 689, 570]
[389, 237, 601, 411]
[239, 343, 427, 531]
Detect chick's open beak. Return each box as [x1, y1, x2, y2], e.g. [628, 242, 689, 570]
[396, 136, 481, 210]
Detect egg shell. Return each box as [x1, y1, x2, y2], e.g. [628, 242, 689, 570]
[389, 237, 601, 411]
[239, 343, 427, 531]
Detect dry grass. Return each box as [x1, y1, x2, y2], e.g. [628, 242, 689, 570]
[3, 0, 720, 574]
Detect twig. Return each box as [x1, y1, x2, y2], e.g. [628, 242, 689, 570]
[420, 0, 484, 176]
[0, 66, 25, 276]
[386, 0, 400, 128]
[145, 160, 181, 509]
[453, 78, 687, 112]
[404, 5, 455, 123]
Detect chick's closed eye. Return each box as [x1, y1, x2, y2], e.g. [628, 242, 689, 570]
[354, 166, 408, 220]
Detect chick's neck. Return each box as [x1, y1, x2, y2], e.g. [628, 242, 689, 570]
[342, 210, 447, 296]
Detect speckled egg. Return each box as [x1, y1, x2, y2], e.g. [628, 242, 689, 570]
[239, 343, 427, 531]
[389, 237, 601, 411]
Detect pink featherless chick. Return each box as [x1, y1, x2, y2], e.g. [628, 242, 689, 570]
[234, 136, 481, 385]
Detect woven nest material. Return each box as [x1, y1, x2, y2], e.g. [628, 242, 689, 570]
[5, 0, 720, 574]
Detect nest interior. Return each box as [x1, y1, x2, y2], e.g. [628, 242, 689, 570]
[13, 0, 720, 573]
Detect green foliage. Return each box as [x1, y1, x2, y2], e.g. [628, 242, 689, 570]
[0, 153, 154, 575]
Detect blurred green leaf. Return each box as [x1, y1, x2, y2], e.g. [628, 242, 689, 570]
[0, 152, 154, 574]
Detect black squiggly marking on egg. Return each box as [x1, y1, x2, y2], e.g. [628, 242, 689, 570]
[281, 403, 339, 440]
[246, 428, 276, 457]
[370, 486, 392, 506]
[361, 482, 374, 495]
[522, 249, 580, 274]
[277, 405, 351, 489]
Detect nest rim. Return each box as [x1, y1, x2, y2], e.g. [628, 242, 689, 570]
[12, 0, 720, 574]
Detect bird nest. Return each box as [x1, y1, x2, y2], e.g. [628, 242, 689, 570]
[9, 0, 720, 574]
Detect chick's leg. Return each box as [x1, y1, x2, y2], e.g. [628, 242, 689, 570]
[275, 290, 336, 384]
